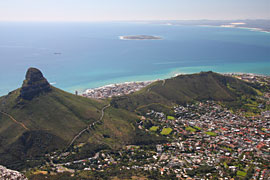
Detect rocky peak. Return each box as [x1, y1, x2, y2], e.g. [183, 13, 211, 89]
[25, 68, 46, 83]
[19, 68, 51, 100]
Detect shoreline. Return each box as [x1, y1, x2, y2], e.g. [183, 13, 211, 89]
[81, 72, 269, 99]
[82, 80, 155, 99]
[198, 24, 270, 34]
[80, 72, 188, 96]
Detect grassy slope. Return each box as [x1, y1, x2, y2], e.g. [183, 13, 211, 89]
[63, 106, 166, 162]
[111, 72, 258, 112]
[0, 86, 163, 169]
[88, 107, 165, 146]
[0, 71, 259, 169]
[0, 87, 106, 168]
[0, 87, 104, 144]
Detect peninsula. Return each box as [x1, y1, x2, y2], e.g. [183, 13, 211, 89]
[119, 35, 162, 40]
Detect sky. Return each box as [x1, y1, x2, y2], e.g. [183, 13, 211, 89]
[0, 0, 269, 22]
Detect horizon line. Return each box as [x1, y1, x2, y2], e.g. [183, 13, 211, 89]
[0, 18, 270, 23]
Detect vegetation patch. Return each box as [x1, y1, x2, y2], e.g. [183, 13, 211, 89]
[223, 146, 232, 152]
[160, 128, 172, 135]
[253, 88, 263, 96]
[245, 111, 256, 117]
[194, 126, 202, 130]
[223, 162, 228, 169]
[205, 132, 217, 136]
[149, 126, 159, 132]
[167, 116, 175, 120]
[237, 170, 247, 177]
[226, 83, 235, 92]
[185, 126, 197, 132]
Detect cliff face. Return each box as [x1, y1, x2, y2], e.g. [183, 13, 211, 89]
[19, 68, 51, 100]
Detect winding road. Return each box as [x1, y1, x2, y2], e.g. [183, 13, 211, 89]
[68, 104, 110, 147]
[0, 111, 29, 131]
[162, 79, 166, 86]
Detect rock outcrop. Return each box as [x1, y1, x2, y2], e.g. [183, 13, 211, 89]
[19, 68, 51, 100]
[0, 165, 28, 180]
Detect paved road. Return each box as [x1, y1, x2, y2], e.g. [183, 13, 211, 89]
[162, 79, 166, 86]
[0, 111, 29, 131]
[68, 104, 110, 147]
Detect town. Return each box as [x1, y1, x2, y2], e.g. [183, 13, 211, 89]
[28, 100, 270, 179]
[82, 81, 154, 99]
[226, 73, 270, 84]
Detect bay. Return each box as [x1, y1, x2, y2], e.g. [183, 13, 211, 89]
[0, 22, 269, 96]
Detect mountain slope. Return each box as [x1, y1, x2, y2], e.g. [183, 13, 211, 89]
[0, 68, 106, 168]
[0, 69, 260, 170]
[111, 71, 258, 112]
[0, 68, 158, 170]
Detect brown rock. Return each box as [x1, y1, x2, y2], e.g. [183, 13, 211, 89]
[19, 68, 51, 100]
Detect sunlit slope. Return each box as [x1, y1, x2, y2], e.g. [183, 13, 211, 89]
[0, 68, 162, 170]
[111, 72, 258, 111]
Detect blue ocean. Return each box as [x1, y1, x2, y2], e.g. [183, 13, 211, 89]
[0, 22, 270, 96]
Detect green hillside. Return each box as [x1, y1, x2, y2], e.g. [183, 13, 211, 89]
[0, 85, 104, 169]
[111, 71, 258, 113]
[0, 87, 104, 144]
[0, 69, 261, 170]
[0, 68, 162, 170]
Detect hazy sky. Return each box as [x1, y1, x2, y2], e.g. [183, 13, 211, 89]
[0, 0, 269, 21]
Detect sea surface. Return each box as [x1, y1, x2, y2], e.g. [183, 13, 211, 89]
[0, 22, 270, 96]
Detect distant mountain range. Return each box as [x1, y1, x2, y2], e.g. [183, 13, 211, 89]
[0, 68, 261, 170]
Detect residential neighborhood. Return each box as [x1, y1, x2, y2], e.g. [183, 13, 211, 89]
[82, 81, 154, 99]
[29, 100, 270, 179]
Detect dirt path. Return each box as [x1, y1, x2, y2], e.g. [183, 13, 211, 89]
[68, 104, 110, 147]
[0, 111, 29, 131]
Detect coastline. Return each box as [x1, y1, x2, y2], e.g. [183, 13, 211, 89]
[84, 80, 156, 93]
[1, 22, 269, 97]
[198, 24, 270, 34]
[72, 61, 270, 96]
[82, 80, 155, 99]
[80, 72, 270, 99]
[228, 26, 270, 34]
